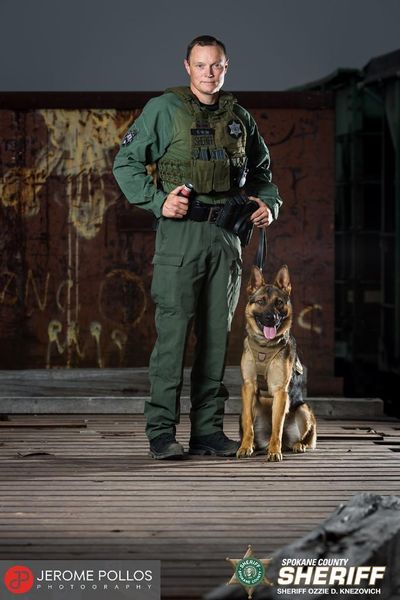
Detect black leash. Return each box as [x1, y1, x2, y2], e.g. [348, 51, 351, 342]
[254, 227, 267, 273]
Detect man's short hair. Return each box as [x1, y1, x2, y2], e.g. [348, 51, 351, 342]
[186, 35, 227, 62]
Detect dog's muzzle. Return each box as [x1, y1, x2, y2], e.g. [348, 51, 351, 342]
[255, 313, 282, 340]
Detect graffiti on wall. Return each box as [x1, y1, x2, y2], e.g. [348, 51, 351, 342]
[0, 108, 150, 368]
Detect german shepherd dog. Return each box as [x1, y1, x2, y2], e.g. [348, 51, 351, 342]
[237, 265, 317, 461]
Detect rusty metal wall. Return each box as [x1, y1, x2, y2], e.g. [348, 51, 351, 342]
[234, 107, 337, 394]
[0, 93, 338, 394]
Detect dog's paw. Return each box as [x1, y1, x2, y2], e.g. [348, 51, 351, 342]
[266, 450, 283, 462]
[237, 444, 254, 458]
[292, 442, 306, 453]
[266, 442, 283, 461]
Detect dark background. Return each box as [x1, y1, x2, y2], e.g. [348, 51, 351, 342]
[0, 0, 400, 92]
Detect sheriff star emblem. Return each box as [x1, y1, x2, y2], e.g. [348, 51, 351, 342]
[226, 545, 272, 599]
[227, 119, 243, 138]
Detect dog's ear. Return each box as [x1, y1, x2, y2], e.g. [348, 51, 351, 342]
[247, 266, 265, 296]
[274, 265, 292, 295]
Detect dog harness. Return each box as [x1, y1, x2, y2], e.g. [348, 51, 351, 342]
[247, 333, 304, 402]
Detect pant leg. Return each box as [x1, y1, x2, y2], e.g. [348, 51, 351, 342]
[190, 225, 242, 437]
[146, 218, 208, 440]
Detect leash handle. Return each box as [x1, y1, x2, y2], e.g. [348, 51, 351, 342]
[254, 227, 267, 272]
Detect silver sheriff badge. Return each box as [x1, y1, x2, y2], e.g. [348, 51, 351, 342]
[227, 120, 243, 138]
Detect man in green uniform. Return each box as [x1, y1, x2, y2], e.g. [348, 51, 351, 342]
[113, 35, 282, 459]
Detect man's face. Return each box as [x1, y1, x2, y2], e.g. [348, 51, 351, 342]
[184, 44, 228, 103]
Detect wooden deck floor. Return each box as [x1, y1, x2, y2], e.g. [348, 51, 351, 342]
[0, 414, 399, 599]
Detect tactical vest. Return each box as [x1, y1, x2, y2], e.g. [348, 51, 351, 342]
[247, 334, 304, 402]
[157, 86, 248, 195]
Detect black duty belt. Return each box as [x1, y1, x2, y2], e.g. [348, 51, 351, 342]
[182, 199, 267, 272]
[185, 201, 225, 224]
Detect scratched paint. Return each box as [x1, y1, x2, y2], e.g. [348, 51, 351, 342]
[0, 110, 131, 232]
[0, 102, 337, 394]
[298, 304, 323, 335]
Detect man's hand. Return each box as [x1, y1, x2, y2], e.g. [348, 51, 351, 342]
[161, 185, 189, 218]
[248, 196, 273, 228]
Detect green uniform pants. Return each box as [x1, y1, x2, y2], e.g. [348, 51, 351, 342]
[145, 217, 242, 440]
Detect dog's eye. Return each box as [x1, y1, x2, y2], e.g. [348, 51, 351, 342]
[256, 299, 265, 306]
[276, 299, 284, 308]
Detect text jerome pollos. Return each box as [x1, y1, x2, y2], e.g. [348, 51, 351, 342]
[36, 569, 153, 591]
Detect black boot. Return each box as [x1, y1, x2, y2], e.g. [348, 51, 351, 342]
[189, 431, 239, 457]
[149, 433, 185, 460]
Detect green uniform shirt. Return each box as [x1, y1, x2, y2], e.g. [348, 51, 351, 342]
[113, 87, 282, 219]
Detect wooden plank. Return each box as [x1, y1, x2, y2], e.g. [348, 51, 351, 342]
[0, 413, 399, 600]
[0, 421, 88, 428]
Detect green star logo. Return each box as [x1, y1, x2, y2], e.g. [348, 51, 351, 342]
[227, 545, 272, 599]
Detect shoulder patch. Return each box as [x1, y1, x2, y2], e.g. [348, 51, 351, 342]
[122, 128, 138, 146]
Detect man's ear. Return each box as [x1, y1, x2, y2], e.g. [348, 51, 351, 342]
[247, 266, 265, 297]
[184, 59, 190, 75]
[274, 265, 292, 295]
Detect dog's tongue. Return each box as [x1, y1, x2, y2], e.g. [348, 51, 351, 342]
[263, 325, 277, 340]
